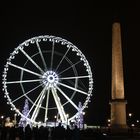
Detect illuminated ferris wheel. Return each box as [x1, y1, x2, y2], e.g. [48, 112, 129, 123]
[2, 35, 93, 126]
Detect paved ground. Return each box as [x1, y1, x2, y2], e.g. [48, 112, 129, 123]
[79, 134, 140, 140]
[107, 136, 140, 140]
[81, 136, 140, 140]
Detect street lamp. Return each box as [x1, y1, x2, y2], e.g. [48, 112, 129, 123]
[1, 115, 4, 119]
[83, 112, 85, 115]
[131, 124, 135, 127]
[13, 113, 17, 126]
[136, 120, 139, 127]
[66, 114, 69, 126]
[0, 115, 4, 126]
[82, 112, 85, 129]
[54, 115, 57, 127]
[128, 113, 133, 127]
[107, 119, 111, 123]
[107, 119, 111, 127]
[129, 113, 132, 117]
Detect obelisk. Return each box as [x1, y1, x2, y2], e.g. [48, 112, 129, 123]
[110, 22, 127, 130]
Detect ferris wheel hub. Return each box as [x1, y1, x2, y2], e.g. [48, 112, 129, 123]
[42, 71, 58, 87]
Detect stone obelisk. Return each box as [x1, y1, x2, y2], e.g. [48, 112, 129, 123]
[110, 22, 127, 130]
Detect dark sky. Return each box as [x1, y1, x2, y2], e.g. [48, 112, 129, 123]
[0, 1, 140, 125]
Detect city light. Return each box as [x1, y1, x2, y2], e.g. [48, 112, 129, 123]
[0, 115, 4, 119]
[83, 112, 85, 115]
[107, 119, 111, 123]
[131, 124, 135, 127]
[107, 119, 111, 127]
[128, 113, 132, 117]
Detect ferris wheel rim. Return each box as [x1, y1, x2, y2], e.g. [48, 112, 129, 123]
[2, 35, 93, 125]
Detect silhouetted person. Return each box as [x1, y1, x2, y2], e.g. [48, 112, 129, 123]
[128, 126, 134, 138]
[65, 126, 72, 140]
[24, 124, 32, 140]
[44, 127, 49, 140]
[32, 126, 39, 140]
[1, 126, 7, 140]
[72, 125, 80, 140]
[9, 126, 16, 140]
[38, 126, 49, 140]
[53, 123, 65, 140]
[16, 126, 24, 140]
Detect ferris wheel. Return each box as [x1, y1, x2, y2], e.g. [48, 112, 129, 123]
[2, 35, 93, 126]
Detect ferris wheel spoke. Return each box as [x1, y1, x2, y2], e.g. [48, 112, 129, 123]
[50, 41, 55, 70]
[36, 41, 47, 70]
[58, 75, 90, 80]
[59, 75, 89, 91]
[44, 88, 50, 122]
[6, 79, 42, 84]
[55, 47, 70, 72]
[19, 48, 44, 73]
[12, 83, 43, 103]
[51, 88, 67, 124]
[31, 86, 47, 121]
[9, 63, 42, 77]
[57, 82, 88, 95]
[56, 86, 79, 111]
[66, 79, 86, 92]
[58, 60, 82, 75]
[26, 87, 46, 118]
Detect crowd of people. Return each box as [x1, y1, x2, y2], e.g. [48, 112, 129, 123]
[0, 123, 108, 140]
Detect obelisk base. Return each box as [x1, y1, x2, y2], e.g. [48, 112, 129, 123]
[110, 99, 128, 133]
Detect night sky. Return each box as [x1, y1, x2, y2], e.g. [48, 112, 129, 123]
[0, 1, 140, 126]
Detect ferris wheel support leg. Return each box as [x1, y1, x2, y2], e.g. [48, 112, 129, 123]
[31, 87, 47, 122]
[51, 88, 67, 125]
[56, 86, 79, 111]
[44, 88, 50, 123]
[36, 41, 47, 70]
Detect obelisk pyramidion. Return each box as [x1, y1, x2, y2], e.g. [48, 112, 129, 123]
[110, 22, 127, 130]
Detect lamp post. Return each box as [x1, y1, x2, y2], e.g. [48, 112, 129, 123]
[54, 115, 57, 127]
[45, 117, 48, 126]
[107, 119, 111, 127]
[129, 113, 132, 118]
[82, 112, 85, 129]
[136, 120, 139, 128]
[66, 114, 69, 127]
[13, 113, 17, 126]
[0, 115, 4, 127]
[1, 115, 4, 119]
[128, 113, 133, 127]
